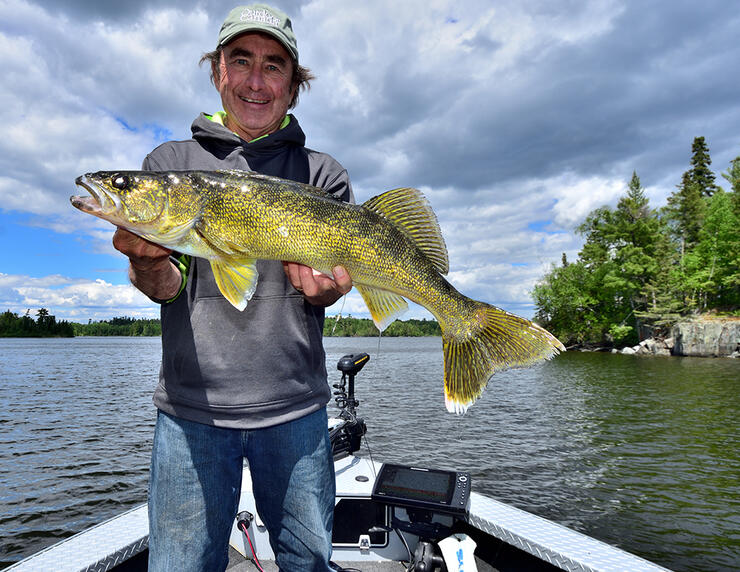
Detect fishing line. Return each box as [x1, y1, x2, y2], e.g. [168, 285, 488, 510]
[454, 406, 469, 444]
[329, 294, 347, 336]
[362, 428, 378, 480]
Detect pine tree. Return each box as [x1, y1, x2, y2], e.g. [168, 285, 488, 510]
[567, 172, 667, 344]
[665, 171, 705, 249]
[689, 136, 718, 197]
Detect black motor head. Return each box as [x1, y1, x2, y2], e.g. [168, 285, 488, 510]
[337, 353, 370, 376]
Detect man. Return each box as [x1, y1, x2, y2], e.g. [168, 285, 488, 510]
[113, 5, 353, 571]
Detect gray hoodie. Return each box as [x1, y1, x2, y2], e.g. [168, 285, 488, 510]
[145, 113, 353, 429]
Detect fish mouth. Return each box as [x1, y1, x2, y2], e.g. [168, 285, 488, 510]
[71, 175, 123, 219]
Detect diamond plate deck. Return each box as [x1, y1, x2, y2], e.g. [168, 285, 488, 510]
[6, 504, 148, 572]
[468, 492, 671, 571]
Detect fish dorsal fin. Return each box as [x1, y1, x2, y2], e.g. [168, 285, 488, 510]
[362, 188, 449, 275]
[355, 284, 408, 331]
[210, 257, 259, 311]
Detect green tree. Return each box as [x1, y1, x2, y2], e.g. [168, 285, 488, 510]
[535, 172, 683, 346]
[0, 310, 21, 336]
[664, 136, 720, 251]
[665, 171, 705, 249]
[721, 155, 740, 217]
[571, 172, 665, 344]
[0, 308, 73, 337]
[535, 138, 738, 346]
[689, 136, 719, 197]
[682, 190, 740, 309]
[532, 259, 602, 345]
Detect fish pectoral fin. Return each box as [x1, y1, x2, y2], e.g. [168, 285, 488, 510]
[356, 285, 408, 332]
[137, 219, 196, 248]
[210, 258, 259, 311]
[197, 230, 245, 258]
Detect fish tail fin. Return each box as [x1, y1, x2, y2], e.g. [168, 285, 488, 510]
[441, 299, 565, 414]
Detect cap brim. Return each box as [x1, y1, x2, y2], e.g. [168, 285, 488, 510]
[219, 27, 298, 62]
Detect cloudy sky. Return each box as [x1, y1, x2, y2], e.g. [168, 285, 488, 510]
[0, 0, 738, 324]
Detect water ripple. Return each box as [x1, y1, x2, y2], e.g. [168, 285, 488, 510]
[1, 337, 738, 571]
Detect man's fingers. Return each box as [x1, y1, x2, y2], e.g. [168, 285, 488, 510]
[331, 266, 352, 295]
[113, 228, 171, 260]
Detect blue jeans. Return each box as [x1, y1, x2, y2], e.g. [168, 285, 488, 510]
[148, 408, 335, 572]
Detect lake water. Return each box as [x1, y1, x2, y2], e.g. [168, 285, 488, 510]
[0, 336, 738, 570]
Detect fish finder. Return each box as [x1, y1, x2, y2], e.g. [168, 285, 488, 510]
[371, 463, 471, 518]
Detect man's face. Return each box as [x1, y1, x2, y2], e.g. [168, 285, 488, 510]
[214, 33, 296, 141]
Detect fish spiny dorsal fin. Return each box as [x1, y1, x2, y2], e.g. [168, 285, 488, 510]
[362, 188, 449, 275]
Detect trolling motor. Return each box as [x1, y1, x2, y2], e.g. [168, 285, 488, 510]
[329, 353, 369, 460]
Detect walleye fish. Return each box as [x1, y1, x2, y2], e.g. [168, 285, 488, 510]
[72, 170, 564, 413]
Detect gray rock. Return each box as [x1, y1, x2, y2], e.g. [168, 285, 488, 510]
[671, 320, 740, 357]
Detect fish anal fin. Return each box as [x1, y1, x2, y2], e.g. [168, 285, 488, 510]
[210, 257, 259, 311]
[362, 188, 449, 275]
[356, 284, 408, 331]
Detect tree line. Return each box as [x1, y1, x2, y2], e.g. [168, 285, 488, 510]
[0, 308, 75, 337]
[1, 311, 440, 338]
[324, 316, 441, 337]
[73, 316, 162, 336]
[533, 136, 740, 348]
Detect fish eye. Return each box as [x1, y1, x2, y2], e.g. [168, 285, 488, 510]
[111, 174, 129, 190]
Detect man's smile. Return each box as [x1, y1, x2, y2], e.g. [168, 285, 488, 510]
[240, 96, 269, 104]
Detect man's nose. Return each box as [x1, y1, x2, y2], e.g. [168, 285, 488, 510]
[245, 67, 266, 90]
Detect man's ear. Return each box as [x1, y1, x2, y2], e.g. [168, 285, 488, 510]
[211, 60, 221, 87]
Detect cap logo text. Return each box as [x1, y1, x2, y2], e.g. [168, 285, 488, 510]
[240, 8, 281, 28]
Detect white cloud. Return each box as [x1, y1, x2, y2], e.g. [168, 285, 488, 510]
[0, 273, 158, 321]
[0, 0, 219, 221]
[549, 173, 627, 229]
[0, 0, 738, 323]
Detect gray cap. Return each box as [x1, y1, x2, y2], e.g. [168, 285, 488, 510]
[217, 4, 298, 62]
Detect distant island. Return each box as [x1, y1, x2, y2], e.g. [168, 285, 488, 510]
[0, 309, 441, 338]
[323, 315, 440, 337]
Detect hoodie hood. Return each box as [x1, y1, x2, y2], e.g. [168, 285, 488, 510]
[190, 112, 309, 181]
[192, 112, 305, 152]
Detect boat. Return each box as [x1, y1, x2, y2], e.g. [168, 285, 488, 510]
[7, 352, 671, 572]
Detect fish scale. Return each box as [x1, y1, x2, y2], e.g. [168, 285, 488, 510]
[72, 169, 565, 412]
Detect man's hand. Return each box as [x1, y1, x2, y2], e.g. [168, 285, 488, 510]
[283, 262, 352, 307]
[113, 228, 182, 301]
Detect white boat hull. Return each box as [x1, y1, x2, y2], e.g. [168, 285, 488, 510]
[8, 453, 671, 572]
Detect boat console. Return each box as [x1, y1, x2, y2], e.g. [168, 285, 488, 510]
[372, 463, 471, 519]
[328, 353, 474, 570]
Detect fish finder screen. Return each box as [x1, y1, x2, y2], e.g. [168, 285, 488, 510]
[374, 465, 454, 505]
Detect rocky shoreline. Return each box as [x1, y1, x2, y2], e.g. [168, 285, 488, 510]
[612, 318, 740, 358]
